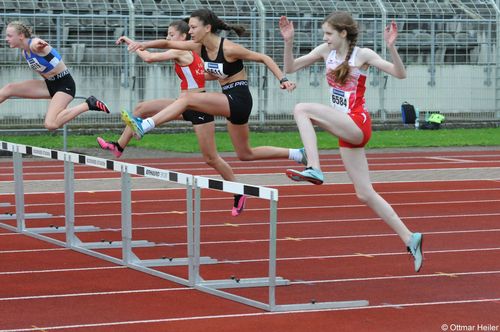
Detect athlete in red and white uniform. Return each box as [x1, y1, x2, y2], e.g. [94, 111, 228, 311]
[325, 46, 371, 148]
[175, 51, 205, 90]
[280, 13, 423, 273]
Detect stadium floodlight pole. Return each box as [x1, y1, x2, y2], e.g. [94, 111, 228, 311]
[375, 0, 387, 122]
[125, 0, 136, 113]
[255, 0, 266, 125]
[491, 0, 500, 119]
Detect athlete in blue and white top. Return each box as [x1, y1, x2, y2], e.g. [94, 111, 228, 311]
[1, 21, 110, 131]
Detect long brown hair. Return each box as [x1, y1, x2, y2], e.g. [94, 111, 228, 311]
[191, 8, 246, 37]
[324, 11, 358, 85]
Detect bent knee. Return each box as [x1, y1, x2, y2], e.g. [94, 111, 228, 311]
[133, 103, 146, 116]
[0, 83, 16, 97]
[44, 121, 60, 131]
[293, 103, 310, 117]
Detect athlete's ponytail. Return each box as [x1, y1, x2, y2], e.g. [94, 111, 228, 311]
[323, 11, 358, 85]
[191, 8, 246, 37]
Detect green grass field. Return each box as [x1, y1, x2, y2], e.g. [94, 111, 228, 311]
[1, 128, 499, 152]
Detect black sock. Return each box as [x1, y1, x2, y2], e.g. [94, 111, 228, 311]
[233, 194, 242, 207]
[113, 142, 124, 152]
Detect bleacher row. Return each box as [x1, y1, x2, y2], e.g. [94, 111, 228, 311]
[1, 0, 497, 16]
[0, 0, 495, 65]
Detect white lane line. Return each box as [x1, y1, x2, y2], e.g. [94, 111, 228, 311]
[4, 298, 500, 331]
[0, 287, 187, 302]
[0, 198, 497, 221]
[1, 270, 498, 303]
[2, 247, 498, 276]
[2, 227, 499, 252]
[4, 187, 500, 208]
[290, 270, 500, 285]
[224, 247, 500, 264]
[427, 156, 476, 163]
[146, 228, 500, 248]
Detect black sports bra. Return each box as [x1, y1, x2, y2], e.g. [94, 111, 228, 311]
[201, 38, 244, 79]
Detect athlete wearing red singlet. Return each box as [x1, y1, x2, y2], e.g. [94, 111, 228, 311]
[280, 12, 423, 273]
[175, 51, 205, 90]
[325, 47, 371, 148]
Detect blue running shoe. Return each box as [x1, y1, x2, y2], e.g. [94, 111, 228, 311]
[298, 147, 308, 165]
[121, 109, 145, 139]
[407, 232, 424, 272]
[286, 167, 324, 185]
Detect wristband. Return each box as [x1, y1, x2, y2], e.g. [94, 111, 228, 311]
[279, 77, 289, 84]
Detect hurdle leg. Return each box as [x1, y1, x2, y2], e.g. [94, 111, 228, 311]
[13, 150, 26, 232]
[64, 158, 77, 246]
[268, 191, 278, 309]
[121, 168, 137, 264]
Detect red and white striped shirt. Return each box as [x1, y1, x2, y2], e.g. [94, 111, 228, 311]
[175, 51, 205, 90]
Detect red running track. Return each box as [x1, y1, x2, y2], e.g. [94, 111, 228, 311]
[0, 149, 499, 331]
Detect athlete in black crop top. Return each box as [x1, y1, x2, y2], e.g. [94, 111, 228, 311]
[201, 38, 244, 79]
[124, 10, 308, 207]
[1, 21, 110, 131]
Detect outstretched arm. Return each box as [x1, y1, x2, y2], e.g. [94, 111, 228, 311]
[279, 16, 324, 74]
[116, 36, 180, 63]
[363, 21, 406, 79]
[124, 38, 199, 53]
[228, 43, 296, 91]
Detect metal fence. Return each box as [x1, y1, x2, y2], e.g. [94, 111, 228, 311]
[1, 0, 499, 131]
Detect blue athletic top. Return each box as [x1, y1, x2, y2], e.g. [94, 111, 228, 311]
[201, 38, 244, 79]
[23, 39, 62, 74]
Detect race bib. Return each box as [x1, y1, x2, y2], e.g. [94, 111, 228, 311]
[27, 58, 46, 72]
[330, 87, 350, 113]
[205, 62, 228, 79]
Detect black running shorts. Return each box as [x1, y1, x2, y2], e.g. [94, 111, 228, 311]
[44, 70, 76, 98]
[221, 80, 253, 125]
[182, 109, 214, 125]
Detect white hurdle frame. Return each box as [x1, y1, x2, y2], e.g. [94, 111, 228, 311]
[192, 175, 369, 312]
[0, 140, 369, 312]
[0, 140, 216, 286]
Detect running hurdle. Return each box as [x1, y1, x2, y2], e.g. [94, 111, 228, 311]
[0, 140, 368, 312]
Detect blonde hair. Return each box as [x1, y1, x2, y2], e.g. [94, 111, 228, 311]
[323, 11, 358, 85]
[7, 21, 32, 38]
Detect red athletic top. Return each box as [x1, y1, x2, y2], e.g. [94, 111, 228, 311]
[325, 47, 367, 115]
[174, 51, 205, 90]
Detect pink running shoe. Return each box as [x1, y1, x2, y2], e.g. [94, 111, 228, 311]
[231, 194, 247, 217]
[97, 137, 123, 158]
[86, 96, 110, 113]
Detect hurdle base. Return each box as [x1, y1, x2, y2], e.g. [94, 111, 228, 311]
[137, 257, 218, 267]
[28, 226, 100, 234]
[77, 240, 155, 249]
[0, 212, 53, 220]
[271, 300, 369, 312]
[198, 277, 290, 289]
